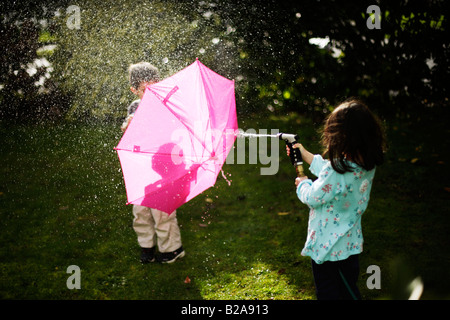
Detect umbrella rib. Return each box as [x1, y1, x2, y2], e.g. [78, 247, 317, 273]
[196, 61, 220, 156]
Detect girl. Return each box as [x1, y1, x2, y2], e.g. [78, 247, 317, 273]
[291, 98, 385, 300]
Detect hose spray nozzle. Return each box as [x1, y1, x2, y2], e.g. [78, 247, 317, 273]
[278, 133, 298, 144]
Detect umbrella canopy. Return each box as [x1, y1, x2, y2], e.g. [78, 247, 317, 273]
[115, 59, 238, 214]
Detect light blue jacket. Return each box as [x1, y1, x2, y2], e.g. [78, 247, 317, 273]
[297, 155, 376, 264]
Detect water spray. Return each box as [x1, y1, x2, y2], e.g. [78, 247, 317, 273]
[236, 130, 306, 177]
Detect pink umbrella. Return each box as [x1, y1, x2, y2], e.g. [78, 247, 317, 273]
[115, 59, 238, 214]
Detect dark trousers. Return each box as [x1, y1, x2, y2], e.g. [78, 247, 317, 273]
[311, 254, 362, 300]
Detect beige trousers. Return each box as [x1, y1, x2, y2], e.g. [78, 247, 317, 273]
[132, 205, 182, 253]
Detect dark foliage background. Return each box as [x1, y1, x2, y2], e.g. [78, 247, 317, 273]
[1, 0, 448, 122]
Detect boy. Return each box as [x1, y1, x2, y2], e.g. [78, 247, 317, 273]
[122, 62, 185, 264]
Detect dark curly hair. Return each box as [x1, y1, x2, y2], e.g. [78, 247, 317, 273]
[321, 98, 386, 174]
[128, 62, 160, 89]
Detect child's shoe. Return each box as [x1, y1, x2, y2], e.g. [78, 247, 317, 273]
[140, 247, 156, 264]
[157, 246, 185, 264]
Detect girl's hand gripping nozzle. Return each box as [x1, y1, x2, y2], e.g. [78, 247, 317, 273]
[278, 133, 306, 177]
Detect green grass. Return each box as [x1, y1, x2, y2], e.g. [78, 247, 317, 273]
[0, 109, 449, 300]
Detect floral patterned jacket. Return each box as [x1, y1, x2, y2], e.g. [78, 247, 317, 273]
[296, 155, 376, 264]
